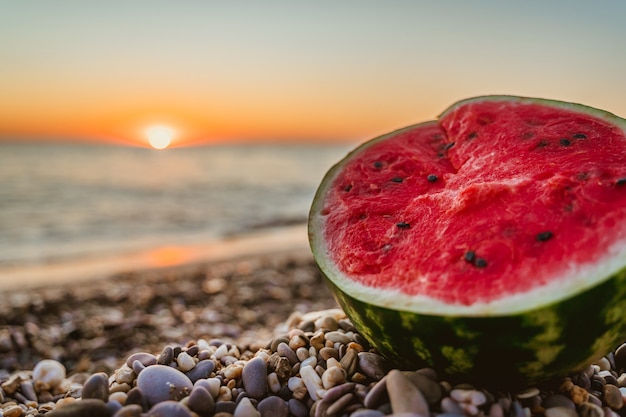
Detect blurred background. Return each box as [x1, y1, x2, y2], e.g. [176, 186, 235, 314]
[1, 1, 625, 281]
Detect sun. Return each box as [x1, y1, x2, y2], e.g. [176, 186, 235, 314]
[145, 125, 175, 149]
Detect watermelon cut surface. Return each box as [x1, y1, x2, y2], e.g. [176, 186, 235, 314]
[309, 96, 626, 386]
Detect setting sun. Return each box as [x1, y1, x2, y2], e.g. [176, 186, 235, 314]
[146, 125, 175, 149]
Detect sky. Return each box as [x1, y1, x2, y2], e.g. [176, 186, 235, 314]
[1, 1, 625, 147]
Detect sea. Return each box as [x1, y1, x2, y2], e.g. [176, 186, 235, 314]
[0, 142, 354, 281]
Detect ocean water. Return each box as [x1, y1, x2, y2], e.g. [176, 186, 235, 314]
[0, 142, 353, 270]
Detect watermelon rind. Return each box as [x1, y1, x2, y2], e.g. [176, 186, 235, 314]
[308, 95, 626, 386]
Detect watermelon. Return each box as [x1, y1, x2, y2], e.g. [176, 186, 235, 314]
[308, 95, 626, 387]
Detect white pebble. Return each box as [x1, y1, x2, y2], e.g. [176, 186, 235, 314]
[204, 377, 221, 398]
[300, 365, 323, 401]
[223, 364, 244, 380]
[287, 376, 304, 391]
[197, 338, 211, 351]
[177, 352, 196, 372]
[296, 347, 310, 361]
[301, 355, 317, 369]
[234, 396, 260, 417]
[33, 359, 66, 391]
[115, 365, 135, 384]
[325, 331, 351, 344]
[326, 357, 341, 369]
[214, 344, 229, 360]
[322, 366, 347, 389]
[267, 372, 281, 393]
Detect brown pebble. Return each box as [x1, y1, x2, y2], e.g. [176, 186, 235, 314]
[46, 399, 110, 417]
[569, 385, 589, 404]
[604, 384, 624, 410]
[386, 369, 429, 416]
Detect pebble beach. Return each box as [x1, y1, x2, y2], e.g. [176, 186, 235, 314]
[2, 245, 626, 417]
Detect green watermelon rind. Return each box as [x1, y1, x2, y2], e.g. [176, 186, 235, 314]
[308, 95, 626, 385]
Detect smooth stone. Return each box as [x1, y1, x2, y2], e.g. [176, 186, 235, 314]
[325, 392, 354, 415]
[177, 352, 197, 372]
[604, 384, 624, 410]
[112, 404, 143, 417]
[322, 366, 347, 389]
[363, 376, 388, 409]
[543, 394, 575, 410]
[578, 402, 604, 417]
[358, 352, 388, 380]
[125, 387, 147, 409]
[82, 372, 110, 401]
[147, 400, 193, 417]
[325, 331, 351, 344]
[234, 396, 260, 417]
[350, 410, 385, 417]
[403, 371, 442, 405]
[188, 385, 215, 416]
[300, 365, 323, 401]
[46, 399, 109, 417]
[131, 360, 146, 375]
[157, 346, 174, 365]
[126, 352, 157, 368]
[339, 348, 358, 376]
[32, 359, 66, 391]
[323, 382, 355, 403]
[440, 397, 465, 415]
[186, 359, 215, 382]
[544, 406, 579, 417]
[257, 395, 289, 417]
[215, 400, 237, 414]
[614, 343, 626, 371]
[136, 364, 193, 406]
[242, 357, 268, 399]
[19, 381, 37, 402]
[277, 342, 298, 364]
[386, 369, 429, 416]
[288, 398, 309, 417]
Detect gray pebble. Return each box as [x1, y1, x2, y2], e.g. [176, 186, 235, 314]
[257, 395, 288, 417]
[544, 406, 579, 417]
[215, 400, 237, 414]
[386, 369, 429, 416]
[82, 372, 110, 401]
[340, 348, 358, 376]
[364, 376, 388, 409]
[112, 404, 144, 417]
[125, 387, 147, 409]
[106, 401, 123, 416]
[277, 342, 298, 364]
[185, 359, 216, 383]
[131, 360, 146, 375]
[126, 352, 157, 368]
[578, 402, 604, 417]
[543, 394, 575, 410]
[403, 371, 442, 405]
[242, 357, 268, 399]
[326, 392, 354, 415]
[157, 346, 174, 365]
[45, 399, 110, 417]
[147, 400, 193, 417]
[604, 384, 624, 410]
[188, 385, 215, 416]
[136, 364, 193, 406]
[288, 398, 309, 417]
[323, 382, 355, 403]
[350, 410, 385, 417]
[358, 352, 388, 380]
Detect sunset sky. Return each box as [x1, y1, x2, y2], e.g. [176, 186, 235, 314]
[1, 1, 625, 147]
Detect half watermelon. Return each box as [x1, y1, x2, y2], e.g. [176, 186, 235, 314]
[308, 96, 626, 387]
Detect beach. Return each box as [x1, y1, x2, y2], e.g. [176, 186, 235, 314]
[1, 227, 626, 417]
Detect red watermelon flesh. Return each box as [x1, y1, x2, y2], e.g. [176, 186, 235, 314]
[317, 97, 626, 311]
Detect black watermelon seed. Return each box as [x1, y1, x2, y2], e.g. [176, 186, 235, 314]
[427, 174, 438, 183]
[616, 178, 626, 187]
[467, 132, 478, 139]
[391, 177, 403, 183]
[537, 139, 549, 148]
[560, 138, 572, 146]
[443, 142, 456, 150]
[396, 222, 410, 229]
[373, 161, 383, 169]
[474, 258, 488, 268]
[464, 251, 476, 263]
[573, 133, 587, 140]
[536, 231, 554, 242]
[344, 184, 352, 192]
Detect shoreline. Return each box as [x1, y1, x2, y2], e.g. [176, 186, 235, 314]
[0, 224, 311, 291]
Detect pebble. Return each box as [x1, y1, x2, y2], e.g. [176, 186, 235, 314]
[234, 396, 260, 417]
[185, 359, 215, 382]
[45, 398, 110, 417]
[604, 383, 624, 409]
[32, 359, 66, 391]
[81, 372, 109, 402]
[112, 404, 143, 417]
[544, 406, 579, 417]
[257, 395, 289, 417]
[148, 400, 193, 417]
[242, 356, 268, 399]
[136, 364, 193, 406]
[300, 365, 324, 401]
[187, 385, 215, 416]
[125, 352, 157, 368]
[386, 369, 429, 416]
[358, 352, 389, 380]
